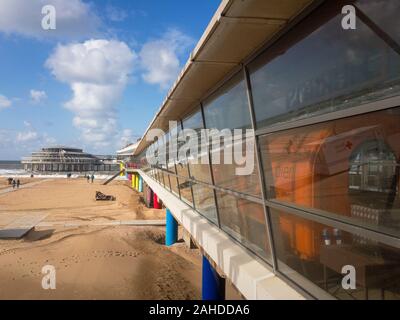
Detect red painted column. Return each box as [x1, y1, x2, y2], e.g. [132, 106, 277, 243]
[153, 192, 160, 209]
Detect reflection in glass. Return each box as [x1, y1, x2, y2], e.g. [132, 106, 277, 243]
[249, 1, 400, 129]
[270, 208, 400, 300]
[192, 184, 217, 224]
[216, 191, 271, 261]
[203, 73, 261, 197]
[260, 107, 400, 237]
[357, 0, 400, 46]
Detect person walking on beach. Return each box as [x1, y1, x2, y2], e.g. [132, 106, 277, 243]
[91, 174, 94, 183]
[87, 175, 90, 183]
[16, 179, 20, 189]
[12, 179, 16, 189]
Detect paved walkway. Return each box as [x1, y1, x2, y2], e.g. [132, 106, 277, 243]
[0, 179, 53, 197]
[36, 219, 166, 228]
[0, 213, 48, 239]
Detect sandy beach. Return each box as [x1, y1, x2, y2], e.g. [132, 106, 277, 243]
[0, 178, 203, 299]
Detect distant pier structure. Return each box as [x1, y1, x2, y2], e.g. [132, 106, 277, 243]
[21, 146, 118, 172]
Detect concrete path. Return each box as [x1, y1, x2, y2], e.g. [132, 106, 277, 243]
[0, 213, 48, 239]
[36, 219, 166, 228]
[0, 179, 53, 197]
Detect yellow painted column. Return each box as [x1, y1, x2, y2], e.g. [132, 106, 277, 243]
[135, 174, 139, 191]
[132, 174, 135, 189]
[120, 163, 125, 176]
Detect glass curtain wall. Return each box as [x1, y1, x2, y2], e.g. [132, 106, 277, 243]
[139, 0, 400, 299]
[182, 109, 218, 223]
[248, 0, 400, 299]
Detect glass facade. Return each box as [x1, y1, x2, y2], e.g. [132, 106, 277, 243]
[138, 0, 400, 299]
[182, 110, 218, 223]
[270, 208, 400, 300]
[216, 190, 271, 261]
[260, 107, 400, 238]
[203, 73, 262, 198]
[249, 1, 400, 129]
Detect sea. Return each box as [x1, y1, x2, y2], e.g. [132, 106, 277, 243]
[0, 160, 25, 176]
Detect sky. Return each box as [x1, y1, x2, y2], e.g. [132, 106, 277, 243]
[0, 0, 221, 160]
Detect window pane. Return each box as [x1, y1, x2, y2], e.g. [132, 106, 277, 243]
[164, 174, 171, 192]
[192, 184, 218, 224]
[203, 73, 261, 197]
[203, 73, 251, 131]
[210, 135, 261, 197]
[177, 177, 193, 206]
[249, 1, 400, 129]
[270, 208, 400, 300]
[176, 159, 193, 206]
[357, 0, 400, 46]
[170, 174, 180, 197]
[260, 107, 400, 237]
[182, 110, 213, 184]
[216, 191, 271, 261]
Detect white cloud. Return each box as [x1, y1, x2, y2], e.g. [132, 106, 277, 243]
[30, 89, 47, 103]
[118, 129, 134, 149]
[0, 122, 57, 158]
[106, 5, 128, 22]
[46, 39, 135, 149]
[0, 94, 12, 109]
[16, 130, 38, 143]
[0, 0, 101, 40]
[139, 29, 194, 89]
[16, 121, 38, 143]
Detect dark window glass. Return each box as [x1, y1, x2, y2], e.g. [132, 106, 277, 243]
[270, 208, 400, 300]
[216, 191, 271, 261]
[357, 0, 400, 46]
[249, 1, 400, 129]
[260, 107, 400, 237]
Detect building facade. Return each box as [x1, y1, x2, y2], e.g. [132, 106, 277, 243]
[22, 146, 115, 172]
[129, 0, 400, 299]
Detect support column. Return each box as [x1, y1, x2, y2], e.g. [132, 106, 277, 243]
[138, 175, 143, 192]
[165, 209, 178, 246]
[202, 256, 225, 300]
[153, 192, 160, 209]
[148, 188, 153, 208]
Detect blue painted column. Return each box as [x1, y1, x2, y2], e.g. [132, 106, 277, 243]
[138, 176, 143, 192]
[202, 256, 225, 300]
[165, 209, 178, 246]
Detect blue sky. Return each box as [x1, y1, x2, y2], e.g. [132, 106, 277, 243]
[0, 0, 220, 159]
